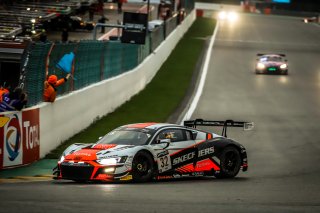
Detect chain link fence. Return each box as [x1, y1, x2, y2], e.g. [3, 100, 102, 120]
[23, 1, 194, 107]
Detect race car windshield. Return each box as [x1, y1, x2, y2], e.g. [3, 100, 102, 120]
[265, 56, 283, 62]
[97, 130, 151, 145]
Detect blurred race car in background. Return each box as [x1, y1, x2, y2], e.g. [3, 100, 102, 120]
[255, 53, 288, 75]
[53, 119, 253, 183]
[302, 16, 319, 24]
[217, 11, 239, 22]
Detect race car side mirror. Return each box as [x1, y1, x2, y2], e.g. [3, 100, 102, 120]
[159, 139, 171, 148]
[159, 139, 171, 144]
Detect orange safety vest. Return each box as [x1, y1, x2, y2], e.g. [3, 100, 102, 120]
[0, 88, 9, 102]
[43, 78, 66, 102]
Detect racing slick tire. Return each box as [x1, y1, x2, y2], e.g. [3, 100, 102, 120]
[214, 146, 241, 179]
[132, 151, 155, 182]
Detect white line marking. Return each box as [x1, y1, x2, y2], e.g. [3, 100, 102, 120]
[180, 21, 220, 125]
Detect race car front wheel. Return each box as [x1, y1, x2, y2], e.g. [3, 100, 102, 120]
[214, 146, 241, 179]
[132, 151, 155, 182]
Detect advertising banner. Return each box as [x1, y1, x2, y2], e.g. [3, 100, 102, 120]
[272, 0, 290, 3]
[0, 109, 40, 169]
[121, 12, 147, 44]
[22, 109, 40, 164]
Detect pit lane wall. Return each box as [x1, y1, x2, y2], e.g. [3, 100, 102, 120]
[0, 10, 196, 169]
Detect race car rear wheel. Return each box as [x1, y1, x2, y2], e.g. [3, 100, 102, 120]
[214, 146, 241, 179]
[132, 151, 155, 182]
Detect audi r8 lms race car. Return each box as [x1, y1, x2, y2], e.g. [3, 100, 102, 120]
[53, 119, 253, 182]
[255, 53, 288, 75]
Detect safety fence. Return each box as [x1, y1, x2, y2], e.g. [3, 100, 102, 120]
[23, 2, 195, 107]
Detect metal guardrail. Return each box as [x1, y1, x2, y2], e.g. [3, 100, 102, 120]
[0, 24, 23, 38]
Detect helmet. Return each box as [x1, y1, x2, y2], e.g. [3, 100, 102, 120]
[48, 75, 57, 84]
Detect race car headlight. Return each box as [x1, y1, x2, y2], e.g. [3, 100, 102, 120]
[227, 12, 238, 22]
[257, 63, 265, 70]
[280, 64, 287, 69]
[97, 156, 127, 165]
[218, 11, 226, 20]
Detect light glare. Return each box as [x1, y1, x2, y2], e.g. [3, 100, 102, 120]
[280, 64, 287, 69]
[257, 63, 265, 70]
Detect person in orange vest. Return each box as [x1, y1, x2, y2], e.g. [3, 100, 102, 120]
[0, 86, 9, 102]
[43, 74, 70, 102]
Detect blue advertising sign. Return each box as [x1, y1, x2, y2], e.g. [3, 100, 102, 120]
[272, 0, 290, 3]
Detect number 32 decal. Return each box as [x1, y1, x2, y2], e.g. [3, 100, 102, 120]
[157, 154, 172, 173]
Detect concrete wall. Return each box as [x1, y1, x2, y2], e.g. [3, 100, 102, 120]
[38, 10, 196, 158]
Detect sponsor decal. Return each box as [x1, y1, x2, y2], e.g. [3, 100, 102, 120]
[173, 174, 181, 178]
[127, 123, 156, 129]
[157, 152, 172, 173]
[0, 110, 39, 169]
[66, 149, 98, 161]
[0, 116, 9, 128]
[4, 114, 22, 165]
[171, 147, 215, 167]
[74, 152, 92, 156]
[195, 159, 220, 171]
[93, 144, 117, 150]
[120, 175, 132, 181]
[198, 147, 214, 157]
[22, 109, 40, 164]
[172, 152, 195, 166]
[96, 174, 113, 180]
[157, 175, 172, 180]
[192, 172, 204, 176]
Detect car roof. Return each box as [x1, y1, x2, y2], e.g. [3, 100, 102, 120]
[124, 122, 181, 130]
[260, 54, 282, 57]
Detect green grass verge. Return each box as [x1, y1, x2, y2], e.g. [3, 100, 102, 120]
[45, 17, 216, 159]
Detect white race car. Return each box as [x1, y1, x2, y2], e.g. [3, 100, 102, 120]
[255, 53, 288, 75]
[53, 119, 252, 182]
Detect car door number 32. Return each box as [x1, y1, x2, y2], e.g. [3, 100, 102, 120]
[157, 154, 172, 173]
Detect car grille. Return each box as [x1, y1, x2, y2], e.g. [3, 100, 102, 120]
[60, 162, 94, 180]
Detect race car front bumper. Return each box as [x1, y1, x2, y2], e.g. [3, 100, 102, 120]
[53, 161, 133, 182]
[256, 67, 288, 75]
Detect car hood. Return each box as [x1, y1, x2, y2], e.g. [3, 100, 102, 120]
[64, 144, 135, 161]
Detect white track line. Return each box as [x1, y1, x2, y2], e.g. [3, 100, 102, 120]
[180, 21, 220, 125]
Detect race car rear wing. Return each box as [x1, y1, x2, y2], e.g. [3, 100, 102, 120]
[257, 53, 286, 57]
[183, 119, 254, 137]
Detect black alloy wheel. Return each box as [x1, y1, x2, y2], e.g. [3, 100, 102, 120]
[132, 151, 155, 182]
[214, 146, 241, 179]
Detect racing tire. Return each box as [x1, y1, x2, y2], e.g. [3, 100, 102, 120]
[132, 151, 155, 182]
[214, 146, 241, 179]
